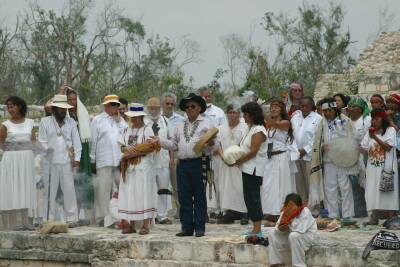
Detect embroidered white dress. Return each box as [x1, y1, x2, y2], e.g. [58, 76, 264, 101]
[361, 127, 399, 211]
[217, 122, 248, 213]
[0, 119, 36, 215]
[118, 126, 157, 221]
[262, 129, 297, 215]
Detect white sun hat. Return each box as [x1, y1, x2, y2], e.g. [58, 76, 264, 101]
[125, 103, 147, 117]
[50, 95, 73, 109]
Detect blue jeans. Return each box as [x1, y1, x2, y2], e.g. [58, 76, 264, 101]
[176, 158, 207, 233]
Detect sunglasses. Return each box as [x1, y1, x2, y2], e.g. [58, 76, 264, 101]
[185, 104, 197, 110]
[109, 102, 120, 107]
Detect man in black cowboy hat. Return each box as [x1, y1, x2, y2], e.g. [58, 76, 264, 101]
[156, 93, 217, 237]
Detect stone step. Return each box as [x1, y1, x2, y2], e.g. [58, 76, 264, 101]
[91, 259, 266, 267]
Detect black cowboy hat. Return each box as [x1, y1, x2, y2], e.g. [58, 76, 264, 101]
[179, 93, 207, 113]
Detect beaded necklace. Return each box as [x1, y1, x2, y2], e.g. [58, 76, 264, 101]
[183, 120, 200, 142]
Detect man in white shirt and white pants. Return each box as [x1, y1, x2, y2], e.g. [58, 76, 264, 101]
[198, 87, 227, 216]
[39, 95, 82, 224]
[90, 95, 128, 226]
[161, 92, 185, 219]
[291, 96, 322, 207]
[146, 97, 173, 224]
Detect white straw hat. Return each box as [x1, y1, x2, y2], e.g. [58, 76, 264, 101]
[102, 95, 121, 105]
[125, 103, 147, 117]
[50, 95, 73, 109]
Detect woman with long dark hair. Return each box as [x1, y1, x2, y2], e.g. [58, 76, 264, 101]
[0, 96, 36, 230]
[262, 98, 297, 225]
[230, 102, 267, 237]
[361, 108, 399, 225]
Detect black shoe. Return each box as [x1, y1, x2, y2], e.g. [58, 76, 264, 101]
[176, 231, 193, 237]
[195, 231, 205, 237]
[217, 217, 234, 224]
[240, 218, 249, 225]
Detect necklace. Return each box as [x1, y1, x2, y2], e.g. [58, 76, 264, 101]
[267, 127, 276, 138]
[183, 120, 200, 142]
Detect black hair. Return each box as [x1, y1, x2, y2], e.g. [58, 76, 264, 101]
[226, 104, 240, 113]
[371, 108, 390, 135]
[321, 97, 341, 117]
[300, 96, 316, 111]
[333, 93, 349, 107]
[370, 94, 386, 106]
[119, 97, 128, 106]
[269, 98, 294, 143]
[65, 88, 77, 96]
[284, 193, 302, 206]
[241, 102, 264, 125]
[5, 96, 27, 117]
[316, 99, 324, 107]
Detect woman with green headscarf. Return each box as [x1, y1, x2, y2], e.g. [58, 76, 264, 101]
[348, 96, 370, 218]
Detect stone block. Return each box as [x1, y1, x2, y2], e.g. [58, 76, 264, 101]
[192, 241, 215, 262]
[127, 240, 149, 260]
[170, 241, 192, 261]
[215, 243, 235, 263]
[233, 244, 252, 263]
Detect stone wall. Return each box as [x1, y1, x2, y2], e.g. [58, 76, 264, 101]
[314, 32, 400, 100]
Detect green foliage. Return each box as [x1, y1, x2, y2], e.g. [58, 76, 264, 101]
[260, 1, 354, 96]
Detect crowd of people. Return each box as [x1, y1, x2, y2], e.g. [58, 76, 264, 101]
[0, 83, 400, 266]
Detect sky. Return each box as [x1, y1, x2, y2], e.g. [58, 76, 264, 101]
[1, 0, 399, 87]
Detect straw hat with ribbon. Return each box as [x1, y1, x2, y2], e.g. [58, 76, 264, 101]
[125, 103, 147, 118]
[102, 95, 121, 105]
[50, 95, 73, 109]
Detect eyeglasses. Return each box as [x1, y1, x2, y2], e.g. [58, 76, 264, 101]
[109, 102, 120, 107]
[185, 104, 197, 110]
[164, 102, 175, 106]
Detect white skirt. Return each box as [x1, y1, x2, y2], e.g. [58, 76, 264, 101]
[118, 164, 157, 221]
[365, 163, 399, 211]
[219, 161, 247, 213]
[0, 150, 36, 215]
[261, 152, 296, 215]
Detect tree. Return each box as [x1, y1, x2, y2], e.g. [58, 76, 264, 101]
[261, 1, 354, 95]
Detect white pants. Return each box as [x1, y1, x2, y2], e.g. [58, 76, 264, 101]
[323, 163, 355, 218]
[94, 166, 120, 224]
[156, 167, 171, 220]
[269, 230, 315, 267]
[44, 163, 78, 223]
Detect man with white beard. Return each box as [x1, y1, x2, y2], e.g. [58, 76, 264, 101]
[198, 87, 227, 218]
[146, 97, 173, 224]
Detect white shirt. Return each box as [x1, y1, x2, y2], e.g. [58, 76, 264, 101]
[145, 115, 171, 168]
[240, 125, 268, 176]
[352, 116, 371, 144]
[291, 111, 322, 161]
[276, 207, 317, 234]
[204, 104, 227, 127]
[163, 111, 185, 129]
[160, 115, 217, 159]
[38, 116, 82, 164]
[90, 112, 128, 168]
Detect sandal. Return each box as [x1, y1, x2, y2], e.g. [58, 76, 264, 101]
[121, 221, 136, 234]
[159, 218, 172, 225]
[139, 227, 150, 235]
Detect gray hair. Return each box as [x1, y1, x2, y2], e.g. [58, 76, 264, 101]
[226, 103, 241, 113]
[198, 86, 211, 95]
[161, 92, 177, 103]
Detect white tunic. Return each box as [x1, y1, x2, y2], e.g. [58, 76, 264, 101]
[145, 115, 171, 168]
[0, 119, 36, 214]
[262, 129, 297, 215]
[204, 104, 227, 127]
[118, 126, 157, 220]
[239, 125, 268, 177]
[361, 127, 399, 211]
[217, 122, 248, 212]
[291, 111, 322, 161]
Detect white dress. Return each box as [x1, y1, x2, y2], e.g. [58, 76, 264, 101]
[262, 129, 297, 215]
[361, 127, 399, 211]
[0, 119, 36, 215]
[218, 122, 248, 213]
[118, 126, 157, 221]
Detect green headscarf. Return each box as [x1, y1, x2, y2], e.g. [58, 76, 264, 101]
[348, 96, 370, 117]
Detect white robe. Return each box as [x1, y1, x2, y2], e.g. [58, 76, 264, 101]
[361, 127, 399, 211]
[217, 122, 248, 213]
[269, 207, 317, 267]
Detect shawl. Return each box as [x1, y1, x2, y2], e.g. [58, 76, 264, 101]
[278, 201, 305, 230]
[120, 142, 161, 181]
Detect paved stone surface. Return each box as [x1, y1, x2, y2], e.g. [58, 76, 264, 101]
[0, 222, 399, 266]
